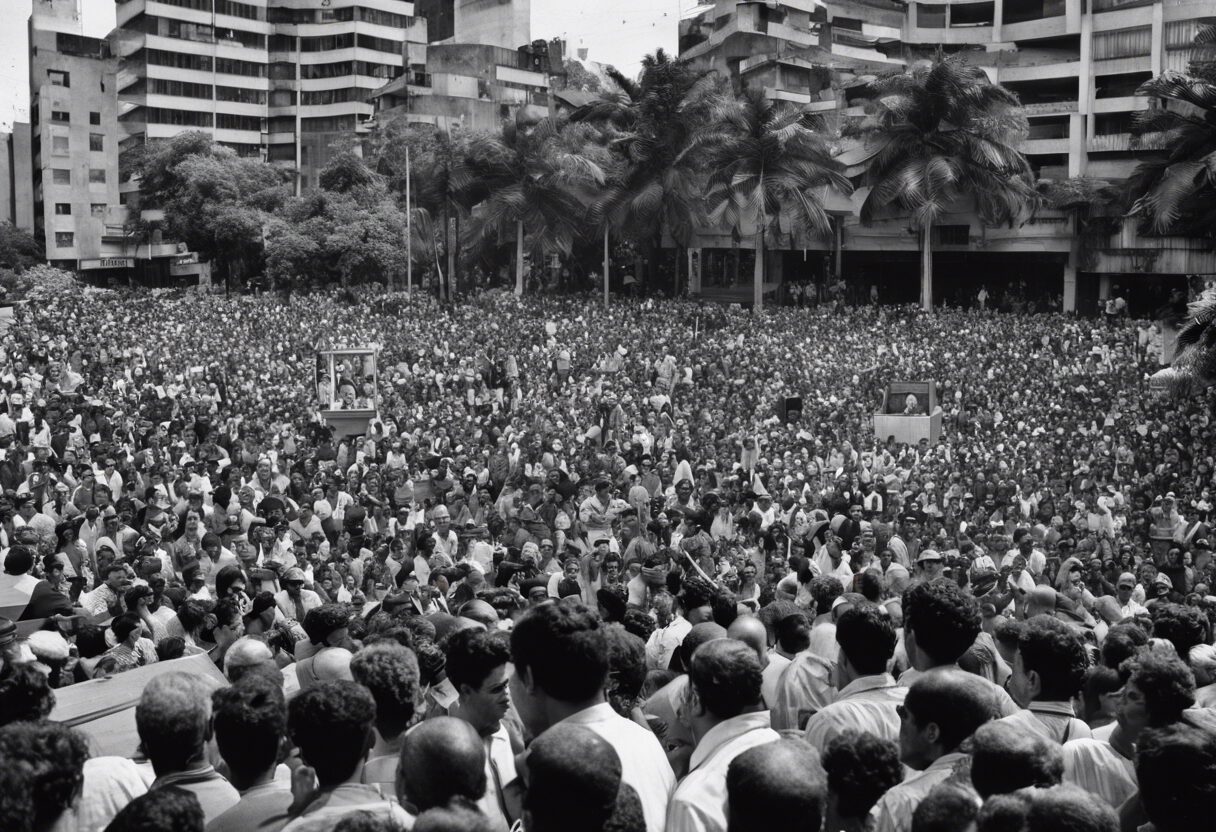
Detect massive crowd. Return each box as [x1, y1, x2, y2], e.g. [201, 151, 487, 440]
[0, 285, 1213, 832]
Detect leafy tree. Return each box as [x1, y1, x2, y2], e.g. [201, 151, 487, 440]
[1127, 68, 1216, 242]
[572, 49, 716, 292]
[463, 115, 613, 295]
[700, 86, 851, 310]
[853, 57, 1034, 310]
[563, 58, 603, 93]
[0, 223, 42, 272]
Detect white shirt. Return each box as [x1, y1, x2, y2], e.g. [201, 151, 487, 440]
[761, 652, 792, 709]
[666, 711, 779, 832]
[646, 615, 691, 671]
[771, 652, 835, 732]
[1062, 737, 1136, 809]
[870, 752, 970, 832]
[995, 701, 1092, 744]
[803, 674, 907, 752]
[560, 702, 676, 832]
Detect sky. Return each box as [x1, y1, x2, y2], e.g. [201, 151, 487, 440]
[0, 0, 697, 131]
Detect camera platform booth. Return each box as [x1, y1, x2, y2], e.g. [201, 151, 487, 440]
[873, 380, 942, 445]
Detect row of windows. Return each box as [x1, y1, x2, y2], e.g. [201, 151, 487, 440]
[146, 48, 212, 72]
[50, 134, 105, 153]
[149, 78, 212, 99]
[218, 85, 267, 104]
[55, 203, 107, 216]
[48, 110, 103, 125]
[217, 113, 262, 131]
[144, 107, 213, 127]
[50, 169, 107, 185]
[297, 32, 402, 54]
[301, 87, 370, 106]
[268, 5, 413, 25]
[301, 115, 356, 133]
[292, 60, 400, 81]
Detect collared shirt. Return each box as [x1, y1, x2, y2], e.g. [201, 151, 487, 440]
[666, 711, 779, 832]
[477, 722, 519, 832]
[806, 618, 839, 665]
[771, 651, 835, 732]
[996, 701, 1092, 744]
[206, 779, 293, 832]
[870, 752, 971, 832]
[278, 783, 412, 832]
[1062, 738, 1136, 809]
[151, 765, 240, 826]
[560, 702, 675, 832]
[51, 756, 151, 832]
[646, 615, 691, 671]
[761, 651, 792, 709]
[803, 673, 906, 752]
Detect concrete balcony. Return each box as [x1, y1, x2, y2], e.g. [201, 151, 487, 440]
[806, 99, 839, 112]
[1001, 16, 1076, 41]
[1090, 5, 1154, 31]
[1092, 56, 1151, 76]
[1020, 137, 1071, 154]
[998, 61, 1080, 83]
[1092, 95, 1148, 114]
[765, 21, 819, 47]
[765, 87, 812, 104]
[1022, 100, 1078, 116]
[907, 25, 994, 47]
[1087, 133, 1133, 152]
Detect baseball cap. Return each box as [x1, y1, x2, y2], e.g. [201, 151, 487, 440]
[1117, 572, 1137, 588]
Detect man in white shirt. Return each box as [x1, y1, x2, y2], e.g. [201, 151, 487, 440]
[804, 605, 906, 752]
[1113, 572, 1147, 618]
[511, 600, 675, 832]
[999, 616, 1092, 744]
[870, 670, 995, 832]
[666, 640, 779, 832]
[761, 607, 809, 708]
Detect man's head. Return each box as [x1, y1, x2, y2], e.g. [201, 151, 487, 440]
[822, 730, 903, 826]
[3, 546, 33, 577]
[1135, 723, 1216, 832]
[509, 600, 608, 737]
[835, 604, 896, 688]
[975, 785, 1117, 832]
[135, 672, 213, 776]
[350, 643, 421, 743]
[222, 636, 280, 685]
[287, 680, 376, 788]
[1009, 617, 1089, 707]
[524, 723, 622, 832]
[902, 580, 982, 670]
[968, 720, 1064, 798]
[727, 738, 826, 832]
[0, 721, 90, 832]
[1116, 652, 1196, 740]
[899, 669, 994, 770]
[445, 628, 512, 736]
[211, 674, 286, 788]
[684, 639, 763, 741]
[396, 716, 487, 814]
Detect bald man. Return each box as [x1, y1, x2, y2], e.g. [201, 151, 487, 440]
[458, 599, 501, 630]
[727, 616, 769, 667]
[396, 716, 489, 816]
[526, 723, 623, 832]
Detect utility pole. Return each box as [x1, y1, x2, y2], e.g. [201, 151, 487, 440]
[603, 225, 610, 309]
[405, 143, 412, 295]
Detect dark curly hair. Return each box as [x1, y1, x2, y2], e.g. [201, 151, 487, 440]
[822, 730, 903, 818]
[678, 575, 716, 612]
[1150, 603, 1209, 663]
[445, 628, 510, 692]
[0, 721, 89, 831]
[303, 603, 352, 645]
[1017, 617, 1090, 701]
[689, 639, 763, 719]
[602, 623, 648, 717]
[510, 599, 608, 702]
[105, 786, 203, 832]
[968, 720, 1064, 798]
[0, 665, 55, 727]
[212, 674, 287, 784]
[621, 608, 656, 643]
[902, 579, 981, 665]
[1119, 652, 1196, 726]
[350, 643, 420, 739]
[1136, 722, 1216, 832]
[287, 680, 377, 787]
[809, 576, 844, 616]
[1102, 622, 1149, 669]
[836, 605, 896, 676]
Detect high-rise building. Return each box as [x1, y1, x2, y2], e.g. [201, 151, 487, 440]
[678, 0, 1216, 314]
[27, 0, 127, 272]
[111, 0, 428, 191]
[1, 124, 36, 233]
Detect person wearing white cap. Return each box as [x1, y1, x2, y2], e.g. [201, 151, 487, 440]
[430, 503, 459, 563]
[915, 550, 945, 583]
[1114, 572, 1147, 619]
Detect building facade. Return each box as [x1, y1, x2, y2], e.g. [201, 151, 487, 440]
[678, 0, 1216, 314]
[27, 0, 126, 272]
[1, 124, 36, 233]
[111, 0, 427, 191]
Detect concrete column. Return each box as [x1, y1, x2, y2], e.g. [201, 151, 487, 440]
[1063, 264, 1077, 312]
[1151, 2, 1165, 76]
[1066, 0, 1082, 32]
[1068, 113, 1086, 177]
[993, 0, 1003, 42]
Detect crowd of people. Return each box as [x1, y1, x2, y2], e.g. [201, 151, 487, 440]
[0, 284, 1213, 832]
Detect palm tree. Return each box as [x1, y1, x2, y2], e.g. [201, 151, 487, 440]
[699, 86, 852, 310]
[853, 57, 1035, 310]
[1126, 67, 1216, 243]
[572, 49, 717, 293]
[462, 116, 612, 296]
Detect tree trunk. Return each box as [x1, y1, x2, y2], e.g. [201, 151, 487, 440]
[753, 230, 765, 311]
[443, 209, 452, 301]
[515, 219, 525, 297]
[603, 225, 610, 309]
[920, 221, 933, 311]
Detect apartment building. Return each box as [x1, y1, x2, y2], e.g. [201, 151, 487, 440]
[1, 125, 36, 233]
[27, 0, 127, 272]
[678, 0, 1216, 314]
[111, 0, 427, 191]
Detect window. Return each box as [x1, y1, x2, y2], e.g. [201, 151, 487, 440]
[301, 115, 356, 133]
[302, 87, 367, 105]
[54, 203, 72, 215]
[149, 78, 214, 99]
[216, 113, 262, 131]
[52, 135, 70, 155]
[52, 169, 70, 185]
[89, 169, 107, 184]
[356, 34, 402, 55]
[1093, 27, 1152, 61]
[48, 69, 70, 87]
[146, 49, 213, 72]
[90, 111, 101, 125]
[216, 85, 267, 104]
[51, 110, 70, 123]
[301, 61, 354, 80]
[300, 33, 355, 52]
[166, 20, 215, 44]
[144, 108, 214, 127]
[216, 0, 261, 20]
[215, 57, 267, 77]
[54, 232, 74, 248]
[89, 133, 104, 151]
[91, 203, 106, 216]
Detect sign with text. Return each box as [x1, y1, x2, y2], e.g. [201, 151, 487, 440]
[79, 257, 134, 270]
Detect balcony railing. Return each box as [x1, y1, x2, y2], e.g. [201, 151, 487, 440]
[1022, 100, 1079, 115]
